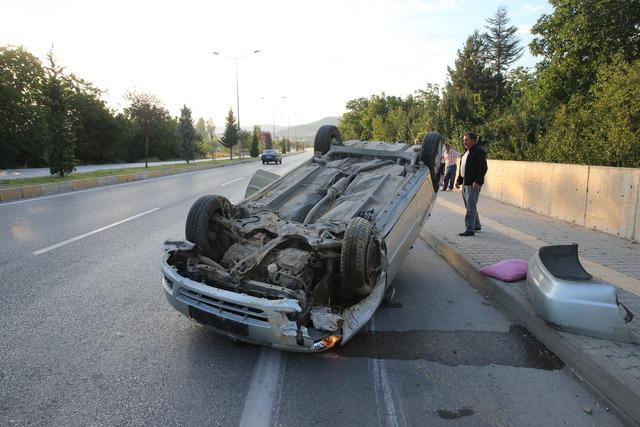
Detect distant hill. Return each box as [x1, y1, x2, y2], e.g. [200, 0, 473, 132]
[241, 116, 341, 143]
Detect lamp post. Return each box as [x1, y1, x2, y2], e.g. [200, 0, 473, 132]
[260, 95, 286, 146]
[213, 49, 260, 157]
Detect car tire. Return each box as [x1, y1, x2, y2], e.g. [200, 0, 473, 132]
[314, 125, 342, 156]
[185, 195, 234, 260]
[340, 217, 381, 296]
[420, 132, 443, 192]
[262, 161, 265, 164]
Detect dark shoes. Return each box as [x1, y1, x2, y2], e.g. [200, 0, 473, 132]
[475, 226, 482, 231]
[459, 231, 475, 236]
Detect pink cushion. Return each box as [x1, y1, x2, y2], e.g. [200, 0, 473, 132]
[479, 259, 528, 282]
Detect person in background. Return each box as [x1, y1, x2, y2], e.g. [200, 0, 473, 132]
[441, 142, 460, 191]
[455, 132, 488, 236]
[437, 143, 446, 189]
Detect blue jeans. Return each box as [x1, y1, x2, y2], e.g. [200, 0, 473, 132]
[442, 165, 457, 190]
[462, 185, 481, 232]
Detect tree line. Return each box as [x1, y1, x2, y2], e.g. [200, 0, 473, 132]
[0, 46, 292, 175]
[339, 1, 640, 168]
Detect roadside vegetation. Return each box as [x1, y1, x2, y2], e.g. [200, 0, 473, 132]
[339, 2, 640, 168]
[0, 48, 302, 175]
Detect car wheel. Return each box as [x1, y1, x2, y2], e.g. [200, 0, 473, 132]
[314, 125, 342, 156]
[340, 217, 381, 296]
[185, 195, 234, 261]
[262, 161, 265, 164]
[420, 132, 443, 192]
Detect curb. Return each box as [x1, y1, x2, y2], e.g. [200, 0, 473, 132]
[420, 228, 640, 427]
[0, 152, 307, 203]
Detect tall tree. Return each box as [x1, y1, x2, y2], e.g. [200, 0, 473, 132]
[530, 0, 640, 106]
[205, 118, 217, 159]
[220, 108, 239, 159]
[250, 125, 260, 157]
[178, 105, 196, 164]
[65, 74, 122, 164]
[240, 129, 252, 158]
[447, 31, 495, 105]
[44, 50, 76, 177]
[484, 7, 523, 76]
[0, 46, 48, 168]
[194, 117, 206, 156]
[124, 91, 165, 167]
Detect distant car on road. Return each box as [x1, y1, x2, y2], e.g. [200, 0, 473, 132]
[161, 125, 443, 352]
[261, 149, 282, 164]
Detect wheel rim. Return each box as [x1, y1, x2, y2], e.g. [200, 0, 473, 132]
[364, 236, 381, 290]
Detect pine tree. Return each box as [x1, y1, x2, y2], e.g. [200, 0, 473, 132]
[220, 109, 239, 159]
[447, 31, 493, 95]
[178, 105, 196, 163]
[44, 50, 76, 177]
[484, 7, 523, 76]
[250, 125, 260, 157]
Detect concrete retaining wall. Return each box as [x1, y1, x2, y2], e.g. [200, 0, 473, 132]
[482, 160, 640, 241]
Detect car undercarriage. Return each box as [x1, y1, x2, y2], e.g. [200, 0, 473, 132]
[161, 126, 442, 351]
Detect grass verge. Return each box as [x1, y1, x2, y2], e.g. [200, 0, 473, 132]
[0, 157, 258, 189]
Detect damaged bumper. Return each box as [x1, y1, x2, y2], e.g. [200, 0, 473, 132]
[526, 244, 636, 343]
[161, 254, 347, 352]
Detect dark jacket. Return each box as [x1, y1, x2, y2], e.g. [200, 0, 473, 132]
[456, 144, 488, 186]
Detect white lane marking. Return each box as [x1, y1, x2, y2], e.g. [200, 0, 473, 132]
[219, 176, 244, 187]
[32, 208, 160, 255]
[240, 349, 284, 427]
[370, 318, 405, 427]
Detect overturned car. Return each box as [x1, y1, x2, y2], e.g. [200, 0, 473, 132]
[161, 126, 442, 352]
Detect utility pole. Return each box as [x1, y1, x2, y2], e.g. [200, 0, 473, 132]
[213, 49, 260, 158]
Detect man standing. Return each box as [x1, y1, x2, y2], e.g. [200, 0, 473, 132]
[441, 142, 460, 191]
[455, 132, 488, 236]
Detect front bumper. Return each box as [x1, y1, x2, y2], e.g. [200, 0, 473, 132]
[161, 255, 339, 352]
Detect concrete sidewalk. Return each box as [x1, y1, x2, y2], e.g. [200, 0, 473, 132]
[420, 190, 640, 425]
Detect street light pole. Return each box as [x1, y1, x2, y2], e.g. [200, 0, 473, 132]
[213, 49, 260, 158]
[260, 95, 286, 147]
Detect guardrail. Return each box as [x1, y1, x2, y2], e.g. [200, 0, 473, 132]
[480, 160, 640, 242]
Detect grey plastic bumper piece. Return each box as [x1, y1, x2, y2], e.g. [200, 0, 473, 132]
[526, 244, 635, 343]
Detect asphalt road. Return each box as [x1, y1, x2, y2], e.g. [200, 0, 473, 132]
[0, 152, 622, 426]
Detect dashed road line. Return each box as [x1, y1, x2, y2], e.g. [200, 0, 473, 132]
[240, 348, 285, 427]
[219, 177, 245, 187]
[370, 318, 406, 427]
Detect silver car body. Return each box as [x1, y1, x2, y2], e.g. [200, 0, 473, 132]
[526, 244, 636, 343]
[161, 139, 438, 352]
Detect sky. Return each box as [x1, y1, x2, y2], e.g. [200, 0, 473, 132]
[2, 0, 552, 128]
